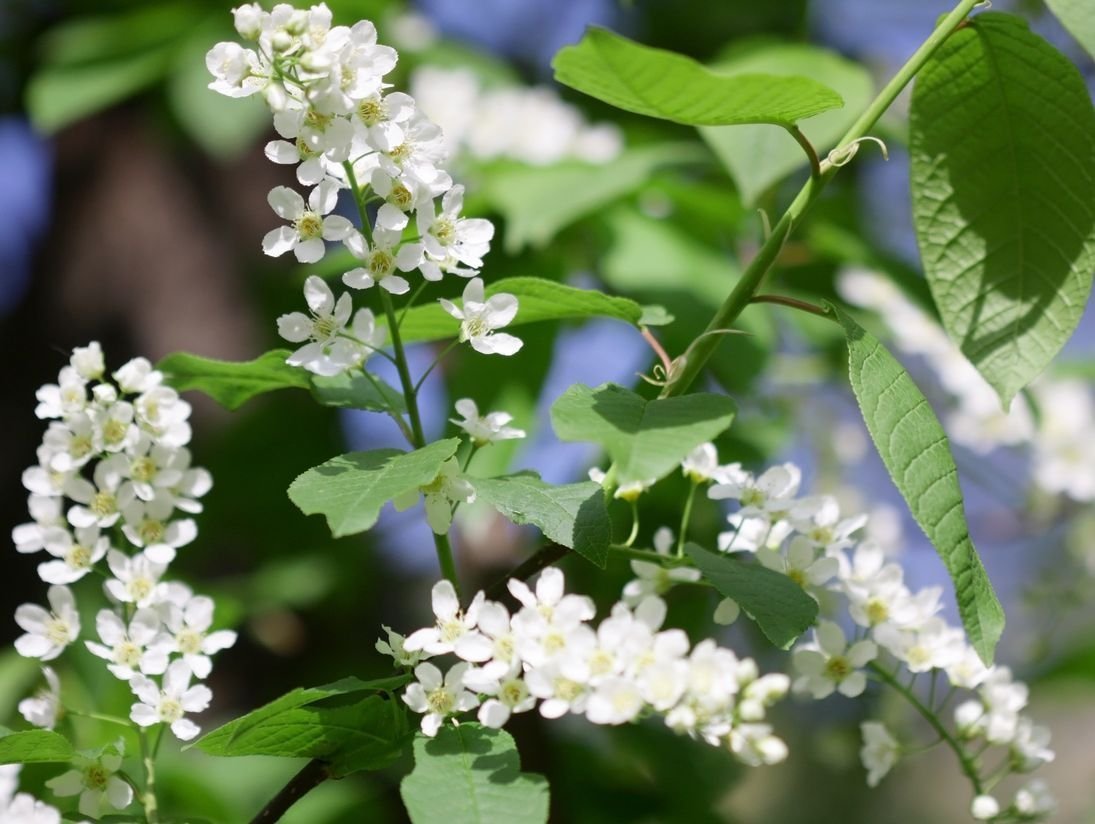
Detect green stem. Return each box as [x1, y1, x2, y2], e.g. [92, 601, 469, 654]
[414, 339, 460, 394]
[870, 663, 984, 795]
[676, 483, 698, 557]
[66, 709, 134, 728]
[661, 0, 980, 398]
[786, 124, 821, 179]
[624, 500, 640, 547]
[343, 161, 459, 594]
[138, 727, 159, 824]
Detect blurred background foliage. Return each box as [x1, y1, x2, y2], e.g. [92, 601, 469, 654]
[1, 0, 1094, 821]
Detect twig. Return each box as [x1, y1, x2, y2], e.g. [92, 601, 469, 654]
[250, 759, 331, 824]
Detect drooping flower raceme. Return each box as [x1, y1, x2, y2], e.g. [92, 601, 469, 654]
[11, 344, 236, 816]
[207, 5, 516, 379]
[390, 568, 790, 769]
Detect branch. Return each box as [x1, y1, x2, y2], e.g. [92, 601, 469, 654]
[250, 759, 330, 824]
[749, 294, 829, 318]
[660, 0, 980, 398]
[484, 543, 569, 602]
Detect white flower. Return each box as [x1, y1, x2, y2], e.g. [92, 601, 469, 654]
[277, 275, 385, 376]
[375, 625, 422, 667]
[369, 163, 438, 231]
[104, 550, 168, 609]
[355, 92, 417, 157]
[1014, 779, 1055, 818]
[376, 112, 447, 186]
[18, 667, 61, 730]
[944, 645, 990, 690]
[475, 674, 536, 729]
[403, 580, 488, 659]
[264, 137, 330, 186]
[85, 609, 168, 680]
[525, 660, 589, 719]
[160, 595, 237, 679]
[14, 586, 80, 661]
[587, 467, 655, 502]
[621, 527, 701, 605]
[978, 667, 1028, 744]
[37, 526, 109, 585]
[439, 278, 522, 356]
[859, 721, 899, 787]
[394, 458, 475, 534]
[44, 750, 132, 819]
[34, 367, 87, 420]
[1010, 717, 1054, 772]
[402, 662, 479, 736]
[64, 455, 132, 529]
[737, 672, 789, 721]
[792, 621, 876, 699]
[0, 791, 63, 824]
[13, 495, 65, 554]
[709, 463, 802, 519]
[450, 398, 525, 445]
[681, 442, 719, 483]
[508, 568, 595, 666]
[120, 436, 186, 503]
[232, 3, 264, 40]
[119, 497, 196, 564]
[341, 227, 423, 294]
[463, 601, 518, 681]
[113, 357, 161, 394]
[586, 676, 644, 725]
[129, 660, 212, 741]
[417, 185, 494, 271]
[69, 342, 105, 381]
[206, 41, 268, 98]
[970, 794, 1000, 820]
[263, 181, 353, 263]
[757, 536, 839, 597]
[728, 723, 788, 766]
[91, 399, 139, 454]
[792, 496, 867, 555]
[873, 617, 965, 674]
[717, 513, 792, 553]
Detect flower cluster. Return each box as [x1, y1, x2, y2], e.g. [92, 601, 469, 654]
[388, 569, 790, 767]
[840, 267, 1095, 501]
[11, 345, 235, 817]
[409, 65, 624, 167]
[653, 441, 1057, 820]
[207, 3, 522, 377]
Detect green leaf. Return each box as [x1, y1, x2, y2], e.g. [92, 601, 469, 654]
[0, 730, 74, 764]
[1045, 0, 1095, 59]
[829, 304, 1005, 663]
[909, 12, 1095, 406]
[394, 277, 665, 344]
[196, 677, 411, 777]
[473, 474, 612, 567]
[553, 27, 843, 127]
[287, 439, 461, 537]
[310, 372, 406, 412]
[400, 724, 549, 824]
[684, 543, 817, 648]
[159, 350, 311, 410]
[482, 143, 706, 252]
[699, 43, 874, 206]
[550, 384, 736, 486]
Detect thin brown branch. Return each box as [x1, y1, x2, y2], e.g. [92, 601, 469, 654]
[749, 294, 830, 318]
[484, 543, 569, 603]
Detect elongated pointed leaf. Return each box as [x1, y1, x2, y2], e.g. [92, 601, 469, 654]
[0, 730, 74, 764]
[553, 27, 843, 127]
[159, 350, 311, 409]
[684, 543, 817, 648]
[1045, 0, 1095, 58]
[400, 724, 549, 824]
[699, 43, 874, 206]
[829, 304, 1004, 663]
[550, 384, 736, 486]
[196, 677, 411, 777]
[393, 277, 668, 345]
[910, 12, 1095, 406]
[474, 474, 611, 567]
[288, 439, 461, 537]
